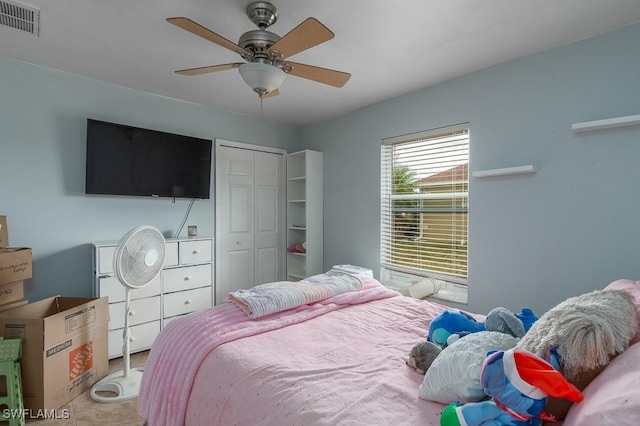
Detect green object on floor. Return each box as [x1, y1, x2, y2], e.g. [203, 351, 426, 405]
[0, 337, 25, 426]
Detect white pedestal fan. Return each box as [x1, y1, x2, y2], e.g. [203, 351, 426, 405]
[90, 225, 166, 403]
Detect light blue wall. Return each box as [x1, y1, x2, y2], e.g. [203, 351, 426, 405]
[301, 22, 640, 315]
[3, 22, 640, 316]
[0, 56, 300, 302]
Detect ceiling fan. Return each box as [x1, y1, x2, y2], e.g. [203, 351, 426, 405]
[167, 1, 351, 98]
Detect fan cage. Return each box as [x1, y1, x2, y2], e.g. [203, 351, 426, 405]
[114, 226, 166, 289]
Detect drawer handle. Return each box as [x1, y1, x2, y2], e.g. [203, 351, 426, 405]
[129, 310, 135, 316]
[184, 276, 191, 281]
[129, 336, 136, 342]
[185, 299, 192, 305]
[99, 274, 112, 279]
[193, 249, 199, 254]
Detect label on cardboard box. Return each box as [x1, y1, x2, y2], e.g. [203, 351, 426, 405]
[3, 323, 25, 339]
[0, 247, 32, 286]
[64, 306, 96, 333]
[68, 341, 94, 381]
[46, 339, 72, 357]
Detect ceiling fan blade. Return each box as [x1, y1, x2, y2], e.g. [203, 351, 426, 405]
[175, 63, 243, 76]
[267, 18, 334, 59]
[285, 62, 351, 88]
[262, 89, 279, 99]
[167, 17, 252, 57]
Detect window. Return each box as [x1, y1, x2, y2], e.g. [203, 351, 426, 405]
[381, 124, 469, 287]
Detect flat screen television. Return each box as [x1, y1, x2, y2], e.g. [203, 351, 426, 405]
[85, 119, 212, 199]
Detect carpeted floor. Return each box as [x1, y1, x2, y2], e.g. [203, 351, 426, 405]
[25, 350, 149, 425]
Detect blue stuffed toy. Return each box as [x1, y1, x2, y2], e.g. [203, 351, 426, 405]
[440, 348, 584, 426]
[515, 308, 538, 333]
[428, 310, 485, 347]
[428, 308, 538, 348]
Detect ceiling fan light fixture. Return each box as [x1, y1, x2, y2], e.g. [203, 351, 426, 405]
[238, 62, 285, 97]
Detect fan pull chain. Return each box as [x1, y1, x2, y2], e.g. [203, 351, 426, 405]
[260, 96, 263, 120]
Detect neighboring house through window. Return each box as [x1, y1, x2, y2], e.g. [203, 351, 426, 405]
[381, 124, 469, 300]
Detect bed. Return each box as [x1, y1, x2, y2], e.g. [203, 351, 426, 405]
[137, 275, 640, 426]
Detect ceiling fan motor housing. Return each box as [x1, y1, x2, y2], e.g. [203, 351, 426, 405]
[238, 29, 280, 61]
[246, 1, 278, 29]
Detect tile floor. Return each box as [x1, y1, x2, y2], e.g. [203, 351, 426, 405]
[25, 350, 149, 426]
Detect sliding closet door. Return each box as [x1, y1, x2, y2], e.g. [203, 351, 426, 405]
[215, 140, 285, 305]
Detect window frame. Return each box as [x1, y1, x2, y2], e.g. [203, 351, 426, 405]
[380, 123, 469, 287]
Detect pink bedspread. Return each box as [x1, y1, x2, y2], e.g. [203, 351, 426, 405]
[138, 276, 453, 425]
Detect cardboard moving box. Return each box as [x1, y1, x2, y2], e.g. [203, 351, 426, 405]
[0, 216, 7, 247]
[0, 296, 109, 411]
[0, 247, 32, 286]
[0, 280, 24, 306]
[0, 299, 27, 312]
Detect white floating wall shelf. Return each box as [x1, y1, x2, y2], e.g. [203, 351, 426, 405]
[472, 165, 536, 178]
[572, 114, 640, 132]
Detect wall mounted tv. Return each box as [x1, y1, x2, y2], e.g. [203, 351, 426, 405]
[85, 119, 212, 199]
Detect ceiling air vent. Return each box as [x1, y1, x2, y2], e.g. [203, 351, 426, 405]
[0, 0, 40, 36]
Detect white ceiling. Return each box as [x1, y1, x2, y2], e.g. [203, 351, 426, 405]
[2, 0, 640, 126]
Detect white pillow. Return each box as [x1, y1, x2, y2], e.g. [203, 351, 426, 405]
[418, 331, 519, 404]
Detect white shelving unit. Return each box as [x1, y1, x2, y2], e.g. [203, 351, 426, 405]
[572, 114, 640, 132]
[92, 237, 214, 358]
[472, 165, 536, 178]
[286, 150, 323, 281]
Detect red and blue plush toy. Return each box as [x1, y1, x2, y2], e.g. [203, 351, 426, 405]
[440, 348, 583, 426]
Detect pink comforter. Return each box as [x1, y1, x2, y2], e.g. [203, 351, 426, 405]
[138, 276, 452, 425]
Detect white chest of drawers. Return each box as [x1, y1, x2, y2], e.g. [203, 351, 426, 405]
[92, 237, 214, 358]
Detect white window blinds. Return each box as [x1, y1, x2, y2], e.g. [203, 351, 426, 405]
[381, 124, 469, 284]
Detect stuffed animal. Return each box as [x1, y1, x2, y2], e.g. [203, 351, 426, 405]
[515, 307, 538, 333]
[406, 341, 442, 374]
[428, 307, 538, 348]
[440, 348, 583, 426]
[516, 289, 636, 421]
[286, 242, 306, 253]
[484, 307, 527, 338]
[428, 311, 485, 348]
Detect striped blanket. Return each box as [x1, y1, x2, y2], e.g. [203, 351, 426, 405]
[226, 271, 364, 318]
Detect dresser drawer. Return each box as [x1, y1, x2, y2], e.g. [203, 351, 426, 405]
[97, 246, 117, 274]
[108, 320, 160, 358]
[163, 264, 212, 293]
[99, 243, 180, 273]
[99, 274, 161, 303]
[180, 240, 212, 265]
[163, 286, 212, 318]
[164, 241, 179, 267]
[108, 295, 161, 330]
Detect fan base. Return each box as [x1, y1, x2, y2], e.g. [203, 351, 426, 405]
[90, 368, 144, 403]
